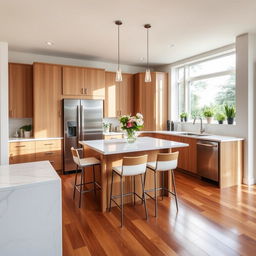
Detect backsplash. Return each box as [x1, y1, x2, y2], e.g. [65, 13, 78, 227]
[9, 118, 32, 137]
[103, 117, 120, 132]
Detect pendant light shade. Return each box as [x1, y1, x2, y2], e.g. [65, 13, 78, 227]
[144, 24, 151, 83]
[115, 20, 122, 82]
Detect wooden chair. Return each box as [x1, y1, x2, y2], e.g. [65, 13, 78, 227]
[109, 155, 148, 227]
[145, 152, 179, 217]
[71, 147, 101, 208]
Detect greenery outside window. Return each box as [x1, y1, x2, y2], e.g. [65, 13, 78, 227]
[175, 52, 236, 121]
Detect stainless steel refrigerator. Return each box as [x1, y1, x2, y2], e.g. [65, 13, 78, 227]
[63, 99, 103, 173]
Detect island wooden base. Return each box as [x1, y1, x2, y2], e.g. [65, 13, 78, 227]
[82, 146, 173, 212]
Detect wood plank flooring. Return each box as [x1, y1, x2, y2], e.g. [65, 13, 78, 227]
[62, 171, 256, 256]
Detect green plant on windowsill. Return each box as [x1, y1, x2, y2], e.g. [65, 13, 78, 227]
[180, 112, 188, 122]
[20, 124, 32, 131]
[203, 107, 214, 124]
[215, 113, 226, 124]
[224, 104, 236, 125]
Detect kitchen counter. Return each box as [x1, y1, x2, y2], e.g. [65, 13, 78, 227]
[140, 131, 244, 142]
[80, 136, 188, 155]
[0, 161, 62, 256]
[9, 137, 63, 142]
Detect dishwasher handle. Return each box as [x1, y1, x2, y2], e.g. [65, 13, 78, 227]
[197, 142, 218, 148]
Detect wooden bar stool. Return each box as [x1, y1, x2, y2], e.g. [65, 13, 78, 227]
[71, 147, 101, 208]
[145, 151, 179, 217]
[109, 155, 148, 227]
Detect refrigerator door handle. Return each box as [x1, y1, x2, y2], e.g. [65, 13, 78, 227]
[77, 105, 80, 145]
[80, 104, 83, 141]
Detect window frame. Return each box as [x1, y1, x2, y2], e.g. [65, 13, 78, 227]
[174, 51, 236, 121]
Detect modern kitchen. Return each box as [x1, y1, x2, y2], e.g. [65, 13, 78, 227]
[1, 1, 256, 256]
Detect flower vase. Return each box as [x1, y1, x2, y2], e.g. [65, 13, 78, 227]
[125, 130, 137, 143]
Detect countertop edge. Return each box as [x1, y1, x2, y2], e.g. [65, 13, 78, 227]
[9, 137, 64, 142]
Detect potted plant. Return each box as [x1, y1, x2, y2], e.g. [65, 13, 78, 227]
[119, 113, 144, 143]
[180, 112, 188, 122]
[20, 125, 32, 138]
[103, 121, 111, 133]
[215, 113, 226, 124]
[203, 107, 214, 124]
[225, 105, 236, 124]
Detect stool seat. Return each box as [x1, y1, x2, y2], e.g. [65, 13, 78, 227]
[146, 161, 157, 170]
[112, 166, 122, 175]
[79, 157, 100, 167]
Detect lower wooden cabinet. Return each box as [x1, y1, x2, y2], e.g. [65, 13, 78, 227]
[104, 134, 123, 140]
[9, 139, 63, 171]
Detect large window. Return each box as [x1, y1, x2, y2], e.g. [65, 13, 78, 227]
[176, 52, 236, 120]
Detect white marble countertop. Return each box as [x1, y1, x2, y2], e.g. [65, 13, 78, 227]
[80, 136, 188, 155]
[9, 137, 63, 142]
[103, 132, 124, 136]
[0, 161, 61, 192]
[139, 131, 244, 142]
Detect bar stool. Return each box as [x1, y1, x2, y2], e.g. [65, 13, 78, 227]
[71, 147, 101, 208]
[109, 155, 148, 227]
[145, 151, 179, 217]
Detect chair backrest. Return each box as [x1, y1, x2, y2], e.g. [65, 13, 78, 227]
[156, 152, 179, 171]
[71, 147, 81, 166]
[122, 155, 148, 176]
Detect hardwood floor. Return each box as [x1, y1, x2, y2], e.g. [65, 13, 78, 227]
[62, 171, 256, 256]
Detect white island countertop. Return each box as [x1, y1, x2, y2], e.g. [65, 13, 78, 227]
[0, 161, 60, 192]
[80, 136, 188, 155]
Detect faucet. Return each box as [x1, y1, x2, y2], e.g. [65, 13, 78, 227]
[193, 117, 205, 134]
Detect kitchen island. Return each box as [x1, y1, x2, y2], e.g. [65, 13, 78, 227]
[80, 136, 188, 212]
[0, 161, 62, 256]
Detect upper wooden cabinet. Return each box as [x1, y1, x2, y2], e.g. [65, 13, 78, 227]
[33, 63, 62, 138]
[134, 72, 168, 131]
[62, 66, 105, 98]
[105, 72, 134, 117]
[62, 66, 85, 95]
[9, 63, 33, 118]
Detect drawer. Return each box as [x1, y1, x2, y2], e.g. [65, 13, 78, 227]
[36, 151, 62, 170]
[9, 153, 36, 164]
[35, 140, 62, 152]
[10, 141, 35, 153]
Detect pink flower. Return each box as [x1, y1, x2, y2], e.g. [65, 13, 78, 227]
[127, 122, 133, 128]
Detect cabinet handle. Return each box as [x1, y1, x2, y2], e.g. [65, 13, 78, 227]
[50, 161, 55, 164]
[84, 88, 87, 95]
[44, 143, 53, 146]
[81, 88, 84, 94]
[45, 152, 54, 155]
[16, 145, 26, 148]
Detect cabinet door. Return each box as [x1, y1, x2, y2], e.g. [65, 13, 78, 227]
[119, 73, 134, 116]
[85, 68, 105, 97]
[62, 66, 85, 95]
[9, 63, 33, 118]
[105, 72, 119, 117]
[33, 63, 62, 138]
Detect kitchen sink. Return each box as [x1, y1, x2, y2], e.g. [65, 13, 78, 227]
[180, 132, 209, 137]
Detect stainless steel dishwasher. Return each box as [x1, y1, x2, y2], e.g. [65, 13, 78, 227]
[197, 140, 219, 182]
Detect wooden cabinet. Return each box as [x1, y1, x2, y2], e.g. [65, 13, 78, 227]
[105, 72, 134, 117]
[104, 134, 123, 140]
[134, 72, 168, 131]
[9, 139, 63, 171]
[86, 68, 105, 97]
[33, 63, 62, 138]
[9, 141, 36, 164]
[62, 66, 105, 98]
[62, 66, 85, 95]
[35, 139, 62, 171]
[9, 63, 33, 118]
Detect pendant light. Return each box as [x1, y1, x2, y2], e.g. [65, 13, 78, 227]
[144, 24, 151, 83]
[115, 20, 122, 82]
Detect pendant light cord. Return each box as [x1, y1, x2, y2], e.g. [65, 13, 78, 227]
[147, 27, 149, 70]
[118, 24, 120, 70]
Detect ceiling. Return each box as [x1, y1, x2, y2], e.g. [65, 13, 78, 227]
[0, 0, 256, 66]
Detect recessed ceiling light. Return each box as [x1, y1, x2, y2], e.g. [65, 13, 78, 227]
[46, 41, 54, 46]
[140, 57, 145, 61]
[169, 44, 175, 48]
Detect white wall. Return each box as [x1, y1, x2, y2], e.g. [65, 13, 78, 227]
[8, 50, 145, 74]
[0, 42, 9, 164]
[158, 34, 256, 185]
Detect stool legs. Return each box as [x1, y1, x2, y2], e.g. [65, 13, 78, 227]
[120, 176, 124, 227]
[171, 170, 179, 211]
[79, 168, 84, 208]
[141, 174, 148, 220]
[154, 171, 158, 217]
[162, 171, 165, 200]
[93, 165, 97, 197]
[133, 176, 136, 205]
[73, 165, 79, 200]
